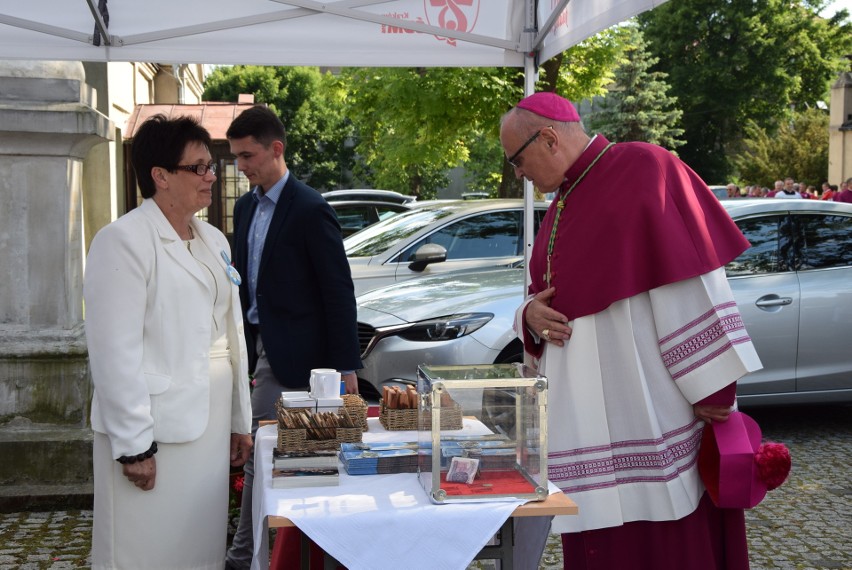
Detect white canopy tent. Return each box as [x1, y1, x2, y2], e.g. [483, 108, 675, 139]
[0, 0, 665, 67]
[0, 0, 667, 280]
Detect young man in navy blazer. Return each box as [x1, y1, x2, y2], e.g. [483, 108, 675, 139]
[225, 105, 363, 570]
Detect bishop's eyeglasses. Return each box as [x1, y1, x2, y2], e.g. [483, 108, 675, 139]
[506, 126, 552, 168]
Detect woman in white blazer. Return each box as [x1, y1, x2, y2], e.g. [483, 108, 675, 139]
[84, 115, 252, 570]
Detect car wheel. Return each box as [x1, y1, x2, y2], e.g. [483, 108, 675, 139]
[494, 339, 523, 364]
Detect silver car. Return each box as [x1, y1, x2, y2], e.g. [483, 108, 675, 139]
[355, 199, 852, 406]
[356, 263, 525, 399]
[322, 189, 417, 204]
[344, 199, 549, 296]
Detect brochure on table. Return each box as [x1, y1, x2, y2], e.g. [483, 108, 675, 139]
[250, 419, 559, 570]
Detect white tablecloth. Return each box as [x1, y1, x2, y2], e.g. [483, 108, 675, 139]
[251, 419, 548, 570]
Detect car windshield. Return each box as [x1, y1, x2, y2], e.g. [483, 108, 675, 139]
[343, 205, 459, 257]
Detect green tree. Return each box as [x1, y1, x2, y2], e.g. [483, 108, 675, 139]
[341, 27, 629, 199]
[546, 25, 629, 101]
[586, 24, 684, 149]
[341, 66, 519, 199]
[733, 108, 829, 188]
[638, 0, 852, 183]
[203, 65, 355, 190]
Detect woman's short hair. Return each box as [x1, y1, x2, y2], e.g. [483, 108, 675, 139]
[131, 114, 213, 199]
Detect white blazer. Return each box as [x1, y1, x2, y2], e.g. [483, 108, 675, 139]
[85, 199, 251, 459]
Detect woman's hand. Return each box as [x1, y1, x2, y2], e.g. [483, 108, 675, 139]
[123, 457, 157, 491]
[230, 433, 253, 467]
[694, 404, 733, 424]
[525, 287, 572, 346]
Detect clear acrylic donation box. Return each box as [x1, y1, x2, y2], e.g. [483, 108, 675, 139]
[416, 363, 548, 504]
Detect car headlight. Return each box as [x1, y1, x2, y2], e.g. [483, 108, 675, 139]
[396, 313, 494, 342]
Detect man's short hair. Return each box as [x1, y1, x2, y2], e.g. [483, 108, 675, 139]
[226, 105, 286, 148]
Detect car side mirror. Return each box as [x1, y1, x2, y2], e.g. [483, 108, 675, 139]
[408, 243, 447, 272]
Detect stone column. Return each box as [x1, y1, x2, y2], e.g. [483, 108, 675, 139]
[0, 61, 113, 506]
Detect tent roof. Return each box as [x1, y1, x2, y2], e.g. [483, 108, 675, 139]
[0, 0, 666, 68]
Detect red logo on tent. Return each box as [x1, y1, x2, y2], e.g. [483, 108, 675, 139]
[549, 0, 569, 32]
[425, 0, 480, 46]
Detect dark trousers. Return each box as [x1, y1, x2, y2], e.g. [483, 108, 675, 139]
[226, 336, 303, 569]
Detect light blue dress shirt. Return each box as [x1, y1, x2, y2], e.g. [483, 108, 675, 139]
[246, 172, 289, 325]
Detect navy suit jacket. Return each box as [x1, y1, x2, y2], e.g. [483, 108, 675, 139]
[232, 175, 363, 389]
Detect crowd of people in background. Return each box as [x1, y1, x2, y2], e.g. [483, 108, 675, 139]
[725, 176, 852, 202]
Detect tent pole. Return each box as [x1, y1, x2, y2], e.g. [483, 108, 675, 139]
[520, 2, 538, 371]
[522, 53, 537, 296]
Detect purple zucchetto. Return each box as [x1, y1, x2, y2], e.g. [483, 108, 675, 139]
[515, 92, 580, 122]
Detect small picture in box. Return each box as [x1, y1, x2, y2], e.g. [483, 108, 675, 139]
[446, 456, 479, 484]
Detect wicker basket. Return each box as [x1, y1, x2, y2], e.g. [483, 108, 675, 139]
[341, 394, 369, 431]
[379, 401, 463, 431]
[274, 399, 364, 452]
[277, 425, 363, 453]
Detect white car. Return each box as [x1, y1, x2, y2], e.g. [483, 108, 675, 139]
[344, 199, 549, 296]
[355, 199, 852, 407]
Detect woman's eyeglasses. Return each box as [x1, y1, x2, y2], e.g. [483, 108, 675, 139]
[174, 163, 217, 176]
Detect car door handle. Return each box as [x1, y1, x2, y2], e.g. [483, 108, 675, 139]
[755, 296, 793, 308]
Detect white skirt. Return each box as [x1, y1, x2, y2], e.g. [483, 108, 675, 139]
[92, 339, 232, 570]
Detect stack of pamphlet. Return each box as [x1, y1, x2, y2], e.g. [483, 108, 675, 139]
[279, 391, 344, 412]
[339, 442, 420, 475]
[440, 439, 518, 470]
[271, 448, 340, 488]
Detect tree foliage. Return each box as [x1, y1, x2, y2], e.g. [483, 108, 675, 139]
[638, 0, 852, 183]
[340, 27, 629, 199]
[586, 24, 684, 149]
[203, 65, 354, 190]
[339, 66, 519, 199]
[548, 26, 629, 101]
[733, 108, 829, 188]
